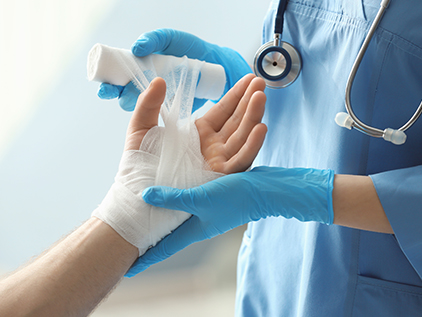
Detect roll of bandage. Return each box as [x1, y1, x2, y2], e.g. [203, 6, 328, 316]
[87, 43, 226, 100]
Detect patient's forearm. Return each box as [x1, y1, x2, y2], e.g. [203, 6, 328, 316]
[0, 217, 138, 316]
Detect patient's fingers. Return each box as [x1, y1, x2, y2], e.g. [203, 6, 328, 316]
[196, 75, 267, 174]
[124, 78, 166, 151]
[129, 77, 166, 132]
[201, 74, 255, 132]
[219, 77, 266, 140]
[224, 123, 267, 173]
[224, 90, 266, 159]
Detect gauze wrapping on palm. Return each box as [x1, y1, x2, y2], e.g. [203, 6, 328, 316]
[88, 44, 226, 255]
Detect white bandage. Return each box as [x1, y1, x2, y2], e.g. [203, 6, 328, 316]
[93, 125, 222, 255]
[89, 43, 224, 255]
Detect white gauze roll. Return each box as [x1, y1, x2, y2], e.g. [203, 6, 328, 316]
[87, 43, 226, 100]
[90, 43, 225, 256]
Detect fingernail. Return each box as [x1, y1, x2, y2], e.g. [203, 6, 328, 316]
[97, 85, 106, 98]
[132, 40, 147, 56]
[142, 187, 163, 205]
[99, 85, 117, 99]
[147, 80, 154, 90]
[98, 84, 120, 100]
[141, 81, 153, 97]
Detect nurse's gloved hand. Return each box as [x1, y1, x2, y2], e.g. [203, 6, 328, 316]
[126, 166, 334, 277]
[98, 28, 252, 112]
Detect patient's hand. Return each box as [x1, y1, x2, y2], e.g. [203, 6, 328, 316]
[196, 74, 266, 173]
[124, 74, 267, 173]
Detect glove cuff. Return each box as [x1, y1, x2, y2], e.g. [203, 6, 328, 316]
[325, 169, 335, 225]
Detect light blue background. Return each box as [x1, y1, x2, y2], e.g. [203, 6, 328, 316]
[0, 0, 268, 276]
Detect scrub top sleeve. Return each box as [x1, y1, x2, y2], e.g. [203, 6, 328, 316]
[370, 165, 422, 280]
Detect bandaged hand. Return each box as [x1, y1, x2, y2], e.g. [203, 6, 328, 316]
[127, 166, 334, 277]
[93, 74, 267, 257]
[97, 28, 252, 112]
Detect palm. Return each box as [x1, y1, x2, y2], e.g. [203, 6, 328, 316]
[195, 74, 267, 174]
[124, 74, 267, 175]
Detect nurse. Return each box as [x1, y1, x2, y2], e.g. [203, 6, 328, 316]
[100, 0, 422, 315]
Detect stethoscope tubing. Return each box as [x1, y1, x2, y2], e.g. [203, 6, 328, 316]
[345, 0, 422, 138]
[257, 0, 422, 144]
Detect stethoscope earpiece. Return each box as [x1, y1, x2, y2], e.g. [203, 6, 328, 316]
[253, 39, 302, 89]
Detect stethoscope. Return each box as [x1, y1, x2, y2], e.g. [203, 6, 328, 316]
[253, 0, 422, 145]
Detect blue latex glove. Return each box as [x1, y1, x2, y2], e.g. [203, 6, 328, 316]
[126, 166, 334, 277]
[98, 28, 252, 112]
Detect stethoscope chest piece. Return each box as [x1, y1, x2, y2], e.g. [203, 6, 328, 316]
[253, 40, 302, 89]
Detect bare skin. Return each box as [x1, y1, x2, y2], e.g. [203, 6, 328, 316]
[0, 74, 393, 316]
[196, 75, 267, 173]
[125, 74, 268, 172]
[332, 174, 393, 234]
[0, 218, 137, 317]
[0, 74, 268, 316]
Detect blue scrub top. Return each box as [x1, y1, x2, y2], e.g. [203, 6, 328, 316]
[235, 0, 422, 316]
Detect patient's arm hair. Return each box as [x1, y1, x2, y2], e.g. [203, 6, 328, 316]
[0, 74, 267, 316]
[0, 218, 138, 316]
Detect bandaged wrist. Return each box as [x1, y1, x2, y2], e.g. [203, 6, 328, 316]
[92, 132, 161, 255]
[89, 43, 224, 257]
[92, 125, 222, 256]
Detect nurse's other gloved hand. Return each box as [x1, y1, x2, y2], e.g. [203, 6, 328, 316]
[126, 167, 334, 277]
[98, 28, 252, 112]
